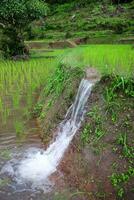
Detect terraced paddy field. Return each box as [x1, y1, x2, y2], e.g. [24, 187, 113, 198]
[0, 44, 133, 200]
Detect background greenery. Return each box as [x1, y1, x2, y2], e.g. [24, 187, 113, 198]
[25, 0, 134, 41]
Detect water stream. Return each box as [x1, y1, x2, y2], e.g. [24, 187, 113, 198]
[0, 79, 93, 199]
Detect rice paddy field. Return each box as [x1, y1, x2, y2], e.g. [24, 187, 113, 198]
[0, 44, 134, 129]
[62, 45, 134, 76]
[0, 59, 52, 121]
[0, 44, 134, 200]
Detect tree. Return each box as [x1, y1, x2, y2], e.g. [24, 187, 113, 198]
[0, 0, 48, 58]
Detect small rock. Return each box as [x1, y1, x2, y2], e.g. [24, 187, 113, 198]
[85, 68, 101, 83]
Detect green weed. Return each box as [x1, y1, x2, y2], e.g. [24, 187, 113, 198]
[87, 106, 101, 125]
[95, 191, 106, 199]
[0, 150, 11, 160]
[117, 133, 134, 159]
[110, 166, 134, 198]
[103, 75, 134, 122]
[0, 178, 10, 188]
[104, 86, 119, 122]
[45, 64, 67, 96]
[39, 64, 83, 119]
[112, 162, 118, 170]
[94, 128, 105, 141]
[110, 76, 134, 97]
[81, 124, 92, 145]
[81, 105, 105, 145]
[32, 103, 43, 117]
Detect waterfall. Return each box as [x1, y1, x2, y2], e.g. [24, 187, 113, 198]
[1, 78, 93, 191]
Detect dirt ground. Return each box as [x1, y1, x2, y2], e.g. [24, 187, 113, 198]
[36, 74, 134, 200]
[58, 78, 134, 200]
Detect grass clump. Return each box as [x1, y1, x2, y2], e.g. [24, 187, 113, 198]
[0, 150, 11, 160]
[81, 124, 92, 145]
[38, 64, 84, 120]
[81, 105, 105, 146]
[103, 75, 134, 122]
[45, 64, 71, 96]
[117, 133, 134, 159]
[110, 167, 134, 198]
[36, 64, 84, 141]
[32, 103, 43, 117]
[0, 178, 10, 188]
[106, 76, 134, 97]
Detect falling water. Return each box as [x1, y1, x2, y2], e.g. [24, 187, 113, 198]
[1, 79, 93, 192]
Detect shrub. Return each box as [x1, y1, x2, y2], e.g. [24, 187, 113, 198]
[0, 0, 48, 58]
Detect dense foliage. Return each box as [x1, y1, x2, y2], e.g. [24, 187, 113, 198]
[27, 0, 134, 40]
[0, 0, 48, 58]
[46, 0, 133, 4]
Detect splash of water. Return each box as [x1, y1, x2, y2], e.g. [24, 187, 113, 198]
[1, 79, 93, 191]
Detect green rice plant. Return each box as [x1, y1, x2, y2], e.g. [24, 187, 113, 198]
[12, 93, 21, 109]
[0, 56, 55, 127]
[14, 120, 25, 138]
[0, 97, 3, 112]
[0, 45, 133, 137]
[2, 107, 10, 125]
[61, 45, 134, 77]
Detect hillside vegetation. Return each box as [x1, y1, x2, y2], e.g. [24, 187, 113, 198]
[27, 0, 134, 42]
